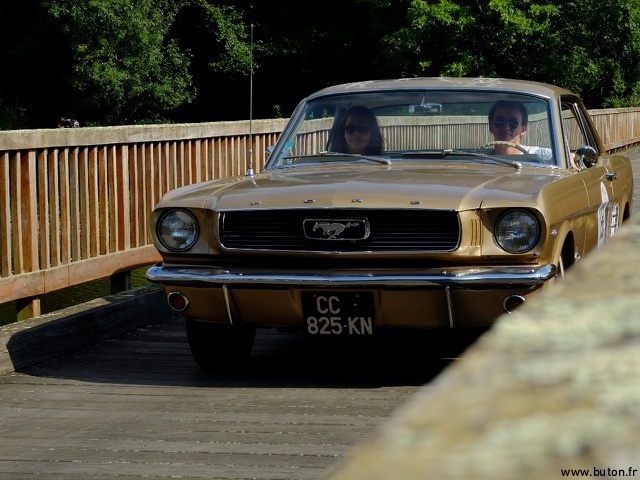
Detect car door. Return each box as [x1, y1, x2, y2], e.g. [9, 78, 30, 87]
[560, 97, 620, 252]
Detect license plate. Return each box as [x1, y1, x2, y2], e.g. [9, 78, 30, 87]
[302, 292, 375, 335]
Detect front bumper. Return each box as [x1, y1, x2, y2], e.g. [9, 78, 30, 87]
[146, 264, 557, 288]
[146, 263, 556, 329]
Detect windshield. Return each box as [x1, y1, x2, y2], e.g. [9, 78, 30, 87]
[267, 90, 555, 168]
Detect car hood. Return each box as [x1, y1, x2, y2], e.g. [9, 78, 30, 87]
[157, 162, 565, 212]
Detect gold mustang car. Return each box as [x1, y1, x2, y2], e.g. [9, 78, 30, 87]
[147, 78, 633, 370]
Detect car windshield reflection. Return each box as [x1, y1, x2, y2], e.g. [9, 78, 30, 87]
[281, 151, 392, 166]
[267, 90, 555, 168]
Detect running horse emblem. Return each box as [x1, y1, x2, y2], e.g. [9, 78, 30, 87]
[312, 221, 360, 239]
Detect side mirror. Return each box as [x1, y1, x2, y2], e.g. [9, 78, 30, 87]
[574, 145, 598, 170]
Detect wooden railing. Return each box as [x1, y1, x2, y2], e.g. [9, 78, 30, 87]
[0, 119, 287, 320]
[590, 107, 640, 151]
[0, 108, 639, 321]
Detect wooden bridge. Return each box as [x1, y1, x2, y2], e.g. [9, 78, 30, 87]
[1, 109, 639, 322]
[0, 115, 639, 479]
[0, 304, 490, 479]
[0, 119, 286, 320]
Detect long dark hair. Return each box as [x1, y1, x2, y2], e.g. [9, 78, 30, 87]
[330, 105, 384, 155]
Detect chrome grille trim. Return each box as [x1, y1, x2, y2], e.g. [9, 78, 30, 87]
[219, 209, 460, 252]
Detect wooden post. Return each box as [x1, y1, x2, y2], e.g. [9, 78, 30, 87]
[16, 296, 41, 320]
[110, 270, 131, 294]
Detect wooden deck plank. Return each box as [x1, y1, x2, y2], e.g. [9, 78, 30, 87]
[0, 315, 479, 479]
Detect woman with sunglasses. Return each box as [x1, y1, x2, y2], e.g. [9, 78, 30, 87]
[331, 105, 384, 155]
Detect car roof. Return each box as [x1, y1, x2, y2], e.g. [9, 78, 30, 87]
[307, 77, 574, 100]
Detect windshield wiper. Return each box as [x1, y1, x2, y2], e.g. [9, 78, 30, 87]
[401, 149, 522, 170]
[282, 151, 391, 166]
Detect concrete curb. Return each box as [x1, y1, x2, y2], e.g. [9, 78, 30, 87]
[0, 285, 175, 376]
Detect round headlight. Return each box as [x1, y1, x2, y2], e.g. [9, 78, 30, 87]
[157, 209, 199, 251]
[495, 209, 540, 254]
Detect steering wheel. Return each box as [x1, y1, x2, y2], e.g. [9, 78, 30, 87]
[482, 140, 529, 155]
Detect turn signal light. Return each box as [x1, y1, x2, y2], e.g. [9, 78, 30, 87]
[503, 295, 525, 313]
[167, 291, 189, 312]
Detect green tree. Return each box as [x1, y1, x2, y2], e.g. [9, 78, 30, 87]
[3, 0, 640, 128]
[46, 0, 251, 125]
[365, 0, 640, 108]
[47, 0, 196, 124]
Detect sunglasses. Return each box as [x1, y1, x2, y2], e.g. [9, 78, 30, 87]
[344, 124, 371, 134]
[493, 118, 520, 130]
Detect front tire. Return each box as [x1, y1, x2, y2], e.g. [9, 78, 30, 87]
[185, 317, 256, 371]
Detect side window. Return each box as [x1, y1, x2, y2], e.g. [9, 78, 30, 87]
[561, 102, 589, 151]
[561, 98, 600, 169]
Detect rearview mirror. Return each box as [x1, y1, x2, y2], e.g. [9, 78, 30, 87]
[574, 145, 598, 170]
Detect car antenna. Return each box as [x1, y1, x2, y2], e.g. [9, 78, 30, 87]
[246, 23, 255, 177]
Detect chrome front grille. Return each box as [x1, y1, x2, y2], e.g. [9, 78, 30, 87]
[219, 209, 460, 252]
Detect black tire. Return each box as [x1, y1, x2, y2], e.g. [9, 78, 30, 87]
[184, 317, 256, 372]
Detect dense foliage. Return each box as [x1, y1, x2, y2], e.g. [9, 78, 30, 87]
[367, 0, 640, 108]
[1, 0, 640, 128]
